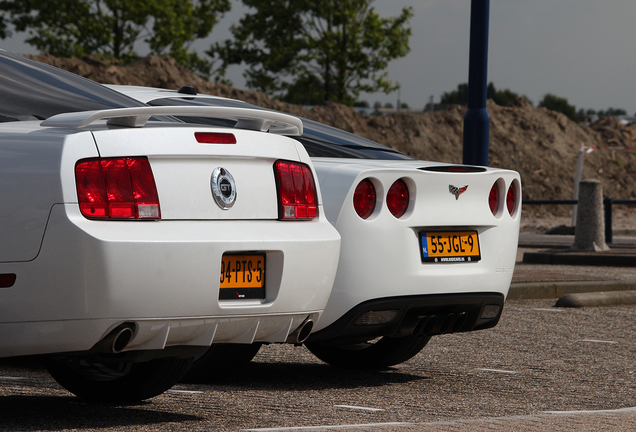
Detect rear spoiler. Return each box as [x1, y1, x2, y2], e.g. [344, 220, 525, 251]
[40, 106, 303, 135]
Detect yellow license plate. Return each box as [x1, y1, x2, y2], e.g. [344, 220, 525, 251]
[220, 254, 265, 299]
[421, 231, 480, 263]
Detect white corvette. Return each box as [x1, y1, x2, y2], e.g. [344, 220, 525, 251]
[0, 51, 340, 401]
[111, 85, 522, 370]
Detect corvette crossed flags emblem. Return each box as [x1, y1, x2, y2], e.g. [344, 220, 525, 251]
[449, 184, 468, 200]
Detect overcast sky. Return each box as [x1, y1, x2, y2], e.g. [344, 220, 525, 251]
[3, 0, 636, 114]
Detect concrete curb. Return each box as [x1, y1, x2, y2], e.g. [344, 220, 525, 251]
[555, 290, 636, 308]
[523, 251, 636, 267]
[508, 280, 636, 300]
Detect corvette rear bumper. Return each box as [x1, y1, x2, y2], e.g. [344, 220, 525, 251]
[307, 292, 505, 343]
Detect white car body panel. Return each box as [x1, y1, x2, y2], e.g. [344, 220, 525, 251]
[0, 111, 340, 359]
[105, 85, 231, 105]
[41, 105, 303, 134]
[310, 158, 520, 331]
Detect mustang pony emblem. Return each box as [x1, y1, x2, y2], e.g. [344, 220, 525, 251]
[449, 184, 468, 200]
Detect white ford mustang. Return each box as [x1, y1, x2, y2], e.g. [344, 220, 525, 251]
[0, 52, 340, 401]
[111, 85, 522, 370]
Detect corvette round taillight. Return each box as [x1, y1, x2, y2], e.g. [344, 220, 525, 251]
[387, 179, 409, 218]
[506, 183, 517, 215]
[489, 182, 499, 216]
[353, 179, 376, 219]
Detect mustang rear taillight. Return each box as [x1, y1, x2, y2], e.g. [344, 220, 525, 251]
[506, 183, 517, 215]
[489, 182, 499, 216]
[275, 160, 318, 220]
[75, 157, 161, 220]
[387, 179, 409, 218]
[353, 179, 376, 219]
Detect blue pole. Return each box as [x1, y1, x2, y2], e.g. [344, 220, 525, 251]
[463, 0, 490, 166]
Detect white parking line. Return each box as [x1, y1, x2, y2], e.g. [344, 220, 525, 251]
[167, 389, 204, 394]
[474, 368, 517, 374]
[544, 406, 636, 415]
[533, 308, 564, 312]
[334, 405, 384, 412]
[242, 423, 416, 431]
[0, 376, 26, 380]
[242, 408, 636, 431]
[577, 339, 618, 344]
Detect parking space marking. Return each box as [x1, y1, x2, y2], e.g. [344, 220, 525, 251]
[0, 376, 26, 380]
[334, 405, 385, 412]
[474, 368, 517, 374]
[533, 308, 564, 312]
[242, 408, 636, 431]
[577, 339, 618, 344]
[167, 389, 204, 394]
[543, 406, 636, 415]
[242, 422, 416, 431]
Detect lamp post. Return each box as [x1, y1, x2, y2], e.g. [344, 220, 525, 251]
[463, 0, 490, 167]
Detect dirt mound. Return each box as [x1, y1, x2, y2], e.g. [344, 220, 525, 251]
[28, 54, 636, 213]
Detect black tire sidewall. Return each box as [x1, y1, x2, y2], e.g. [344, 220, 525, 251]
[46, 356, 193, 403]
[306, 335, 431, 369]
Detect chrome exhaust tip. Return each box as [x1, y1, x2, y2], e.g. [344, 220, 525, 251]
[93, 324, 135, 354]
[286, 317, 314, 344]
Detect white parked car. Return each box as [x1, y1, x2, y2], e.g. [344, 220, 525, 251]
[0, 51, 340, 401]
[111, 85, 522, 370]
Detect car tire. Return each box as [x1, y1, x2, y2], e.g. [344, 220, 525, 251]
[45, 355, 193, 403]
[305, 335, 431, 369]
[181, 343, 262, 383]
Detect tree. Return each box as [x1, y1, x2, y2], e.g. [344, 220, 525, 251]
[538, 93, 577, 121]
[211, 0, 413, 106]
[440, 83, 468, 105]
[441, 82, 530, 107]
[486, 82, 529, 107]
[0, 0, 230, 76]
[0, 12, 7, 38]
[599, 108, 627, 117]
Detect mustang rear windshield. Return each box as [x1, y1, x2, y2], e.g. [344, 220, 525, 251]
[0, 50, 147, 123]
[147, 97, 414, 160]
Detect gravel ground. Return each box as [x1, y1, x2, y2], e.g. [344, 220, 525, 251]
[1, 299, 635, 431]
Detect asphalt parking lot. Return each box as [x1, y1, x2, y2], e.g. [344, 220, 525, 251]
[1, 297, 635, 431]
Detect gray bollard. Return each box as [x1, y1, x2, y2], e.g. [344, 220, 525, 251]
[571, 179, 609, 251]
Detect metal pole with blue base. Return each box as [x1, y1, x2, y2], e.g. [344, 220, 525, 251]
[463, 0, 490, 167]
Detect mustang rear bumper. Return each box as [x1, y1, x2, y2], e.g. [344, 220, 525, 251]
[0, 204, 340, 358]
[306, 292, 505, 343]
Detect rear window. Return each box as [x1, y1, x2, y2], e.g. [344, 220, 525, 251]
[0, 51, 147, 123]
[297, 119, 414, 160]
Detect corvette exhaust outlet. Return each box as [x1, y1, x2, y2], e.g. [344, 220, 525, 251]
[440, 313, 458, 334]
[414, 315, 438, 336]
[287, 317, 314, 344]
[453, 312, 468, 332]
[93, 324, 135, 354]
